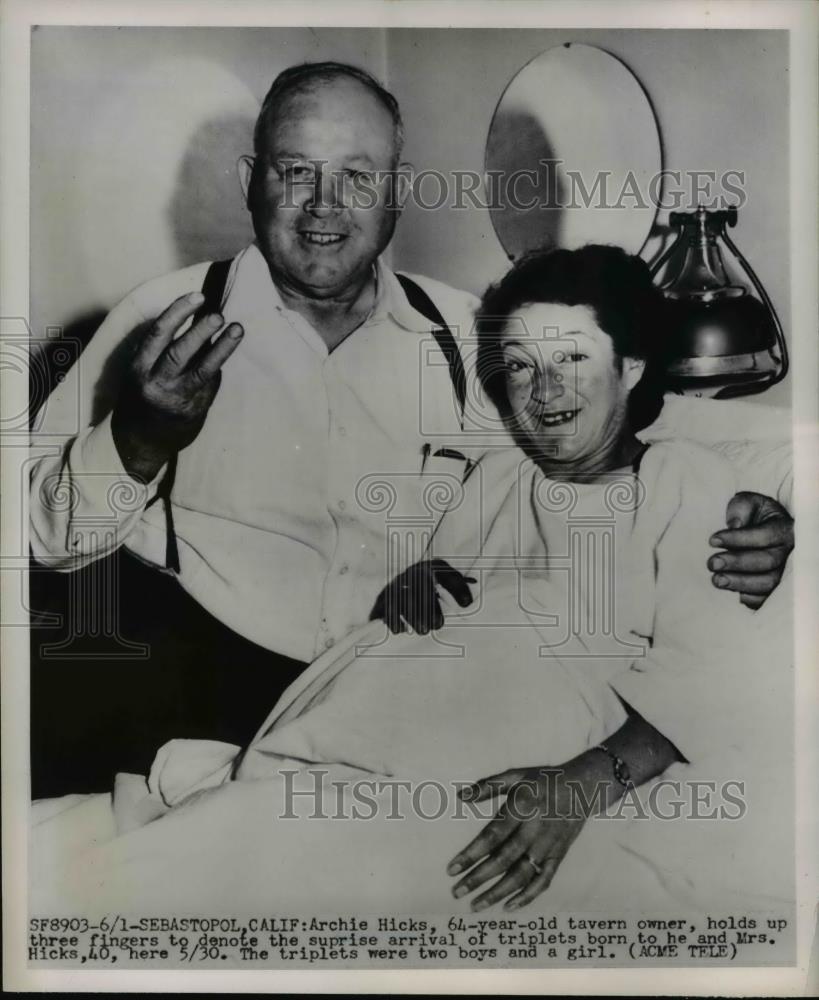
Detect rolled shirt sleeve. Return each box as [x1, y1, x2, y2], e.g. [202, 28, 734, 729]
[30, 411, 165, 568]
[29, 291, 161, 568]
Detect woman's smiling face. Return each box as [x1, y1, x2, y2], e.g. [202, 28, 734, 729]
[500, 302, 645, 475]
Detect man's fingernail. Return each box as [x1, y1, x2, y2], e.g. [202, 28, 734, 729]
[709, 535, 722, 547]
[188, 291, 205, 304]
[710, 557, 725, 571]
[453, 884, 468, 899]
[714, 574, 728, 588]
[228, 325, 243, 339]
[471, 899, 489, 912]
[447, 861, 463, 876]
[504, 899, 521, 911]
[728, 517, 743, 529]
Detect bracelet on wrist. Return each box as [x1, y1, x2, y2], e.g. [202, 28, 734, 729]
[594, 743, 633, 789]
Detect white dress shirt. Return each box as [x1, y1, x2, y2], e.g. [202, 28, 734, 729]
[30, 243, 479, 661]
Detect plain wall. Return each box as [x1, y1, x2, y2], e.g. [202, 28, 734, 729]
[31, 27, 790, 406]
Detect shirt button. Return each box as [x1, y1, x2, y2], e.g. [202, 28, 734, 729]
[325, 637, 335, 649]
[339, 564, 349, 575]
[338, 500, 347, 511]
[338, 426, 347, 437]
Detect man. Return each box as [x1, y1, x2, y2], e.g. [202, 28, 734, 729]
[29, 62, 793, 791]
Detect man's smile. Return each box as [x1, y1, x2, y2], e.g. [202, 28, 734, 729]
[299, 230, 348, 246]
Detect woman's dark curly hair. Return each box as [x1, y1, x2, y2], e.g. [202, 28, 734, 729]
[476, 244, 668, 431]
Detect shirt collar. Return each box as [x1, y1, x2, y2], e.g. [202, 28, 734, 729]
[372, 261, 435, 333]
[229, 242, 431, 335]
[228, 242, 286, 314]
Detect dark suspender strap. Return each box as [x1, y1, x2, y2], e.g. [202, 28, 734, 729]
[149, 259, 232, 573]
[396, 273, 467, 426]
[193, 258, 233, 326]
[157, 453, 180, 572]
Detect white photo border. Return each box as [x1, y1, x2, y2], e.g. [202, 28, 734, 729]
[2, 1, 817, 994]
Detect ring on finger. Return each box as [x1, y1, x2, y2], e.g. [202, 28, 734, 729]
[523, 853, 543, 876]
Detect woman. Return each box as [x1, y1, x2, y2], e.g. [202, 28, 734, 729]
[435, 244, 791, 911]
[31, 247, 791, 917]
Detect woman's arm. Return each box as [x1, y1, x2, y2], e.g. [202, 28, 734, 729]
[445, 704, 682, 912]
[446, 443, 760, 912]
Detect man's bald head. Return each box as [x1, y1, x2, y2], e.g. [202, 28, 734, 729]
[254, 61, 405, 166]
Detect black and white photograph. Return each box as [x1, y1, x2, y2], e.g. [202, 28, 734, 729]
[2, 0, 817, 993]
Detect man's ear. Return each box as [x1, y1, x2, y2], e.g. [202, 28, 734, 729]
[392, 162, 414, 212]
[623, 356, 646, 391]
[237, 155, 255, 206]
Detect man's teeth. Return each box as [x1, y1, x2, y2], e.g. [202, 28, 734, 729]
[538, 410, 577, 426]
[302, 232, 345, 245]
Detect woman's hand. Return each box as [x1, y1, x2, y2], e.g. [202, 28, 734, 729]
[370, 558, 475, 634]
[446, 754, 611, 912]
[447, 709, 684, 912]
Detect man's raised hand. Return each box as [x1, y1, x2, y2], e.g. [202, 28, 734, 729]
[112, 292, 244, 483]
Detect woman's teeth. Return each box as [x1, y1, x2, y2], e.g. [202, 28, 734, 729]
[302, 232, 345, 245]
[537, 410, 578, 426]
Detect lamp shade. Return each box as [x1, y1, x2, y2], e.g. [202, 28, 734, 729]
[651, 207, 788, 398]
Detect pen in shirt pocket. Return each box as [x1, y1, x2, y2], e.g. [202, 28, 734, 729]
[420, 442, 475, 478]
